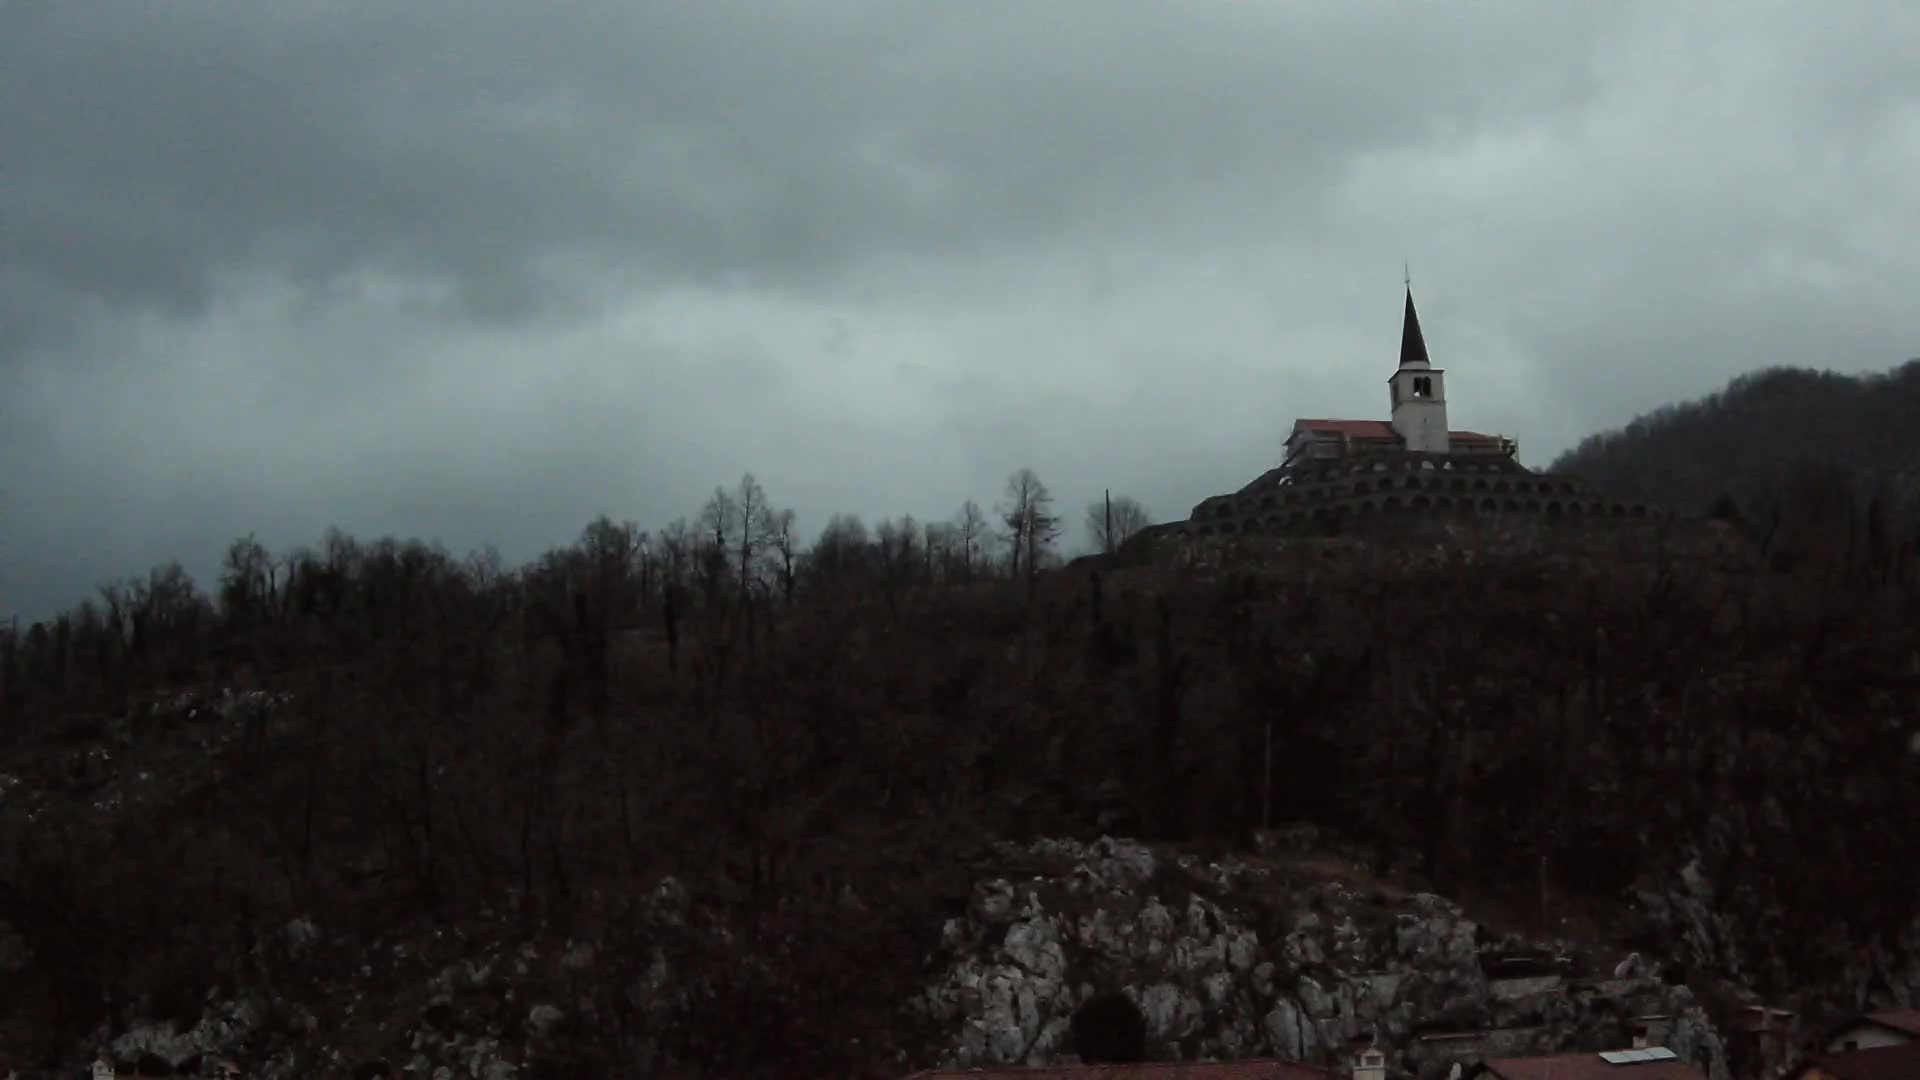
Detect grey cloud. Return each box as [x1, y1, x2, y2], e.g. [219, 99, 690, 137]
[2, 0, 1635, 328]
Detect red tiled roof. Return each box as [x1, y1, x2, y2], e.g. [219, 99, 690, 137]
[1483, 1052, 1706, 1080]
[1292, 419, 1399, 439]
[1819, 1007, 1920, 1048]
[1864, 1008, 1920, 1037]
[1290, 420, 1503, 444]
[903, 1061, 1337, 1080]
[1799, 1041, 1920, 1080]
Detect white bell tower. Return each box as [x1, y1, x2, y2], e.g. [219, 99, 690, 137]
[1388, 281, 1450, 454]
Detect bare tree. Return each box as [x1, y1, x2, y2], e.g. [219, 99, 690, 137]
[873, 516, 920, 609]
[572, 517, 644, 716]
[954, 500, 988, 581]
[732, 473, 775, 600]
[218, 533, 276, 628]
[893, 515, 921, 581]
[816, 514, 868, 568]
[1086, 494, 1152, 554]
[1000, 467, 1060, 588]
[579, 516, 645, 619]
[769, 508, 798, 604]
[700, 487, 738, 552]
[121, 561, 212, 681]
[923, 521, 955, 584]
[657, 518, 693, 597]
[465, 545, 506, 594]
[697, 487, 739, 607]
[97, 581, 130, 649]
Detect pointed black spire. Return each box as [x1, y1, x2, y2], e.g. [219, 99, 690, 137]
[1399, 285, 1430, 369]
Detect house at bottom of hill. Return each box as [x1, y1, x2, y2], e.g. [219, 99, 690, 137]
[1818, 1008, 1920, 1053]
[1787, 1040, 1920, 1080]
[1465, 1046, 1708, 1080]
[900, 1059, 1340, 1080]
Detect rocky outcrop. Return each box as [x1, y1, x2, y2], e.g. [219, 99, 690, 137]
[101, 1000, 262, 1072]
[58, 838, 1742, 1080]
[1637, 851, 1920, 1017]
[921, 837, 1729, 1080]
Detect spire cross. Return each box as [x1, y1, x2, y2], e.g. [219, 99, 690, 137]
[1404, 262, 1411, 289]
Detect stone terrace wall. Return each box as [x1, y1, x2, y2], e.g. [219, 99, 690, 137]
[1176, 451, 1659, 540]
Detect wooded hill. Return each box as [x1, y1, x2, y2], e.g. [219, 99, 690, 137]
[1552, 359, 1920, 522]
[0, 412, 1918, 1074]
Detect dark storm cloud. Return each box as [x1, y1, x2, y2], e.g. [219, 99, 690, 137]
[1, 0, 1624, 327]
[2, 1, 1917, 620]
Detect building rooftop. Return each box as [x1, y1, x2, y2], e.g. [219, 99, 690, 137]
[1798, 1041, 1920, 1080]
[1480, 1047, 1705, 1080]
[1862, 1008, 1920, 1037]
[901, 1061, 1336, 1080]
[1400, 286, 1431, 369]
[1288, 419, 1501, 443]
[1291, 418, 1399, 439]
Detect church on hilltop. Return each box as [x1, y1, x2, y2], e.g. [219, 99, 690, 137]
[1283, 286, 1518, 464]
[1154, 284, 1655, 542]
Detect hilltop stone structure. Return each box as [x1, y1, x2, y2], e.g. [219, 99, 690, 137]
[1153, 286, 1654, 542]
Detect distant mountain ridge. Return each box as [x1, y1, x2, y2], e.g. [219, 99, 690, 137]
[1552, 359, 1920, 517]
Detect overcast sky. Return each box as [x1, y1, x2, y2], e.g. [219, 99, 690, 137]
[4, 1, 1918, 620]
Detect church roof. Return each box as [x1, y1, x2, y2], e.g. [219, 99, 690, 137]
[1400, 286, 1431, 368]
[1288, 419, 1502, 443]
[1292, 419, 1398, 439]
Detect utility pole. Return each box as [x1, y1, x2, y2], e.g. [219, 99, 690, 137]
[0, 614, 16, 714]
[1104, 489, 1113, 556]
[1262, 716, 1273, 831]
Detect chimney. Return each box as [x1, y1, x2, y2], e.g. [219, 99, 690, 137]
[1630, 1014, 1674, 1050]
[1758, 1008, 1796, 1073]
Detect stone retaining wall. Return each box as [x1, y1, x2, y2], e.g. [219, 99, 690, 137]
[1173, 451, 1657, 540]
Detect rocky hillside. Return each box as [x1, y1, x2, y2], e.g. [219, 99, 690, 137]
[921, 837, 1726, 1079]
[20, 832, 1734, 1080]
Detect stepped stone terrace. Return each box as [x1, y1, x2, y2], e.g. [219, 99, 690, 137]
[1165, 450, 1657, 542]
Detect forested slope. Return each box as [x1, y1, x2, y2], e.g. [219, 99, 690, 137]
[3, 433, 1920, 1074]
[1552, 359, 1920, 519]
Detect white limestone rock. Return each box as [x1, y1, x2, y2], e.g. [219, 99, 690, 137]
[920, 834, 1730, 1077]
[107, 999, 261, 1069]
